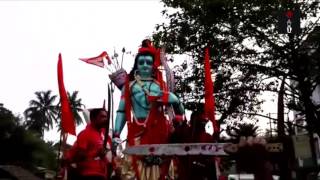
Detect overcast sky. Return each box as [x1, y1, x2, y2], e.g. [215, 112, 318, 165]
[0, 0, 167, 142]
[0, 1, 280, 143]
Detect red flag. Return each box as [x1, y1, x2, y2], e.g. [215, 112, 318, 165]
[79, 51, 109, 68]
[204, 47, 219, 136]
[58, 54, 76, 135]
[104, 52, 112, 65]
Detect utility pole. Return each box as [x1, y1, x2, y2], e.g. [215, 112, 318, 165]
[269, 113, 273, 138]
[277, 1, 303, 179]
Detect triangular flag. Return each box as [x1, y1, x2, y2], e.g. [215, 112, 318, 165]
[57, 54, 76, 135]
[79, 51, 108, 68]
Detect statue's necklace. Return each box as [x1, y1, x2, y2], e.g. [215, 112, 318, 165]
[133, 74, 154, 109]
[134, 74, 152, 96]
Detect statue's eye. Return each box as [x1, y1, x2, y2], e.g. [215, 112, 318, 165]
[146, 61, 152, 65]
[139, 60, 153, 66]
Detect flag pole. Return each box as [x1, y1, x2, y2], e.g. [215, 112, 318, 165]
[56, 53, 76, 179]
[55, 130, 63, 179]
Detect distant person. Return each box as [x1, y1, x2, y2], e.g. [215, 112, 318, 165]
[64, 108, 109, 180]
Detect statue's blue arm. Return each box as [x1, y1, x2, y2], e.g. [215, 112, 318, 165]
[168, 92, 184, 115]
[114, 87, 126, 137]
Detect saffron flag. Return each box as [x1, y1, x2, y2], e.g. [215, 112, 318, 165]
[204, 47, 219, 135]
[57, 54, 76, 135]
[79, 51, 110, 68]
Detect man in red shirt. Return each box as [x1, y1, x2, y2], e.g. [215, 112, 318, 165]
[65, 108, 109, 180]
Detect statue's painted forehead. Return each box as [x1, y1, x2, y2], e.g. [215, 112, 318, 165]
[137, 55, 153, 62]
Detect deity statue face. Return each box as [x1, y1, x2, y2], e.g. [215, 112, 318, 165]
[137, 55, 153, 78]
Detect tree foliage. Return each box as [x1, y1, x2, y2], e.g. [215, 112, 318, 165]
[226, 122, 260, 142]
[24, 90, 84, 136]
[66, 91, 84, 125]
[153, 0, 320, 133]
[0, 103, 57, 171]
[24, 90, 58, 137]
[56, 90, 84, 132]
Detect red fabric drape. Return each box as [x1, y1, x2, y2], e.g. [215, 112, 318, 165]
[204, 47, 219, 137]
[124, 76, 134, 146]
[57, 54, 76, 135]
[123, 76, 141, 179]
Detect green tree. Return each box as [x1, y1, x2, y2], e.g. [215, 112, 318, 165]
[56, 91, 84, 132]
[0, 103, 57, 172]
[226, 122, 260, 142]
[24, 90, 58, 137]
[153, 0, 320, 135]
[67, 91, 84, 125]
[0, 103, 20, 152]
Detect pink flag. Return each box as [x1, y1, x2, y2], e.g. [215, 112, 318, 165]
[58, 54, 76, 135]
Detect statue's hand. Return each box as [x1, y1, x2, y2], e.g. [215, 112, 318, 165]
[147, 95, 160, 102]
[147, 91, 171, 104]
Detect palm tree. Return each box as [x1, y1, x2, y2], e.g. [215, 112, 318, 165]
[67, 91, 84, 126]
[56, 91, 84, 132]
[24, 90, 58, 137]
[226, 123, 260, 142]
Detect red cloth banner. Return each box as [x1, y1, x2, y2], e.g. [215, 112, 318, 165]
[204, 47, 219, 136]
[57, 54, 76, 135]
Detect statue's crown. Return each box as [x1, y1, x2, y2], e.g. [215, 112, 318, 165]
[138, 39, 157, 56]
[137, 39, 161, 68]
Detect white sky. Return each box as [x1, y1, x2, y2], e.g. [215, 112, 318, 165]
[0, 0, 279, 143]
[0, 0, 166, 142]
